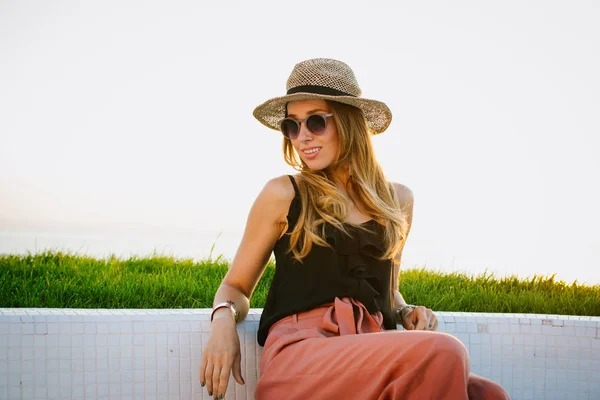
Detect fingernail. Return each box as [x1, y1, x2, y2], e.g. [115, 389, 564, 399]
[201, 382, 205, 387]
[208, 391, 212, 396]
[242, 378, 245, 384]
[219, 395, 224, 399]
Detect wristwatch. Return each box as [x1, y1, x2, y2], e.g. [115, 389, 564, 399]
[211, 301, 239, 323]
[396, 304, 417, 322]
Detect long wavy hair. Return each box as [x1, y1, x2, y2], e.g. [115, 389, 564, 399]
[283, 100, 410, 263]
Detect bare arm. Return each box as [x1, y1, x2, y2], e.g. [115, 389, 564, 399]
[389, 184, 438, 331]
[390, 182, 415, 309]
[211, 175, 296, 323]
[201, 175, 296, 397]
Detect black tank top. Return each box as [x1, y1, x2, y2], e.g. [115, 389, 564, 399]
[257, 175, 397, 346]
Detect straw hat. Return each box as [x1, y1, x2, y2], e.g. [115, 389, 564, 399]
[253, 58, 392, 135]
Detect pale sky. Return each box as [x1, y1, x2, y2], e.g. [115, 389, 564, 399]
[1, 1, 599, 285]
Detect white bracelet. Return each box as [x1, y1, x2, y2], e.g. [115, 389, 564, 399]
[211, 301, 238, 323]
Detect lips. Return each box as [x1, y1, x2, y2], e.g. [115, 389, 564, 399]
[302, 147, 322, 159]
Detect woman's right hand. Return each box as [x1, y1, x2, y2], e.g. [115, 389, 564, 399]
[199, 316, 245, 399]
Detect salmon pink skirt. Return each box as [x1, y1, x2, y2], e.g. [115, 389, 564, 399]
[255, 297, 509, 400]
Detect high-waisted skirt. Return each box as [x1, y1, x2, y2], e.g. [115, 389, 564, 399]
[255, 297, 509, 400]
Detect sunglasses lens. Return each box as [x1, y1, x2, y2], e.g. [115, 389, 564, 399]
[306, 114, 327, 135]
[280, 119, 299, 139]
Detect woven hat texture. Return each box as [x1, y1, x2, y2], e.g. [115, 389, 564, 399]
[253, 58, 392, 135]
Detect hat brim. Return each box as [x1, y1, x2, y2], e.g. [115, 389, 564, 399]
[252, 92, 392, 135]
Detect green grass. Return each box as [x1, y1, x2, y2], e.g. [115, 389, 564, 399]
[0, 251, 598, 316]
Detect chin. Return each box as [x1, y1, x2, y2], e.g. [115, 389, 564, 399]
[303, 159, 332, 171]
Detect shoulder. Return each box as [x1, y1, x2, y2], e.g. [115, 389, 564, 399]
[261, 174, 298, 202]
[389, 182, 414, 209]
[255, 175, 298, 221]
[389, 182, 414, 233]
[245, 175, 298, 227]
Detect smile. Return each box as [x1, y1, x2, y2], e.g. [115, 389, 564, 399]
[303, 147, 321, 154]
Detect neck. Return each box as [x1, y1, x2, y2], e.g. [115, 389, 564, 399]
[328, 164, 351, 189]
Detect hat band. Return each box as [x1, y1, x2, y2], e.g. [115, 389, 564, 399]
[286, 85, 356, 97]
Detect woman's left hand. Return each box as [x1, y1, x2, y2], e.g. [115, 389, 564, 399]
[400, 306, 438, 331]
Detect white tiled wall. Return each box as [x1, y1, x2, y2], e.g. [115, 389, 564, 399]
[0, 308, 598, 400]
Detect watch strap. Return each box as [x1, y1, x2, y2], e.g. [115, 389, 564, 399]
[396, 304, 417, 322]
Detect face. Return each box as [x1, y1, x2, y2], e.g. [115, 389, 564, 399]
[286, 99, 340, 171]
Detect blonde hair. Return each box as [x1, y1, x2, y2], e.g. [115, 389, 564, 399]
[283, 100, 409, 263]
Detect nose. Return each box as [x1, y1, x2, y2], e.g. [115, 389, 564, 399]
[297, 121, 313, 142]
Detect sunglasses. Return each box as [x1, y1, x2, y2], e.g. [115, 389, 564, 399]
[280, 113, 334, 140]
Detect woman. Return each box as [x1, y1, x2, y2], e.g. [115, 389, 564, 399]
[200, 58, 509, 399]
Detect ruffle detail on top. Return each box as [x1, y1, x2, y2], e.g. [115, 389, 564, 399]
[324, 221, 387, 313]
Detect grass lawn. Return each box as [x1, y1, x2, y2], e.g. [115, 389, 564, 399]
[1, 251, 598, 316]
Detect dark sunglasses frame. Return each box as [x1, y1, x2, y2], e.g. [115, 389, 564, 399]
[279, 113, 334, 140]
